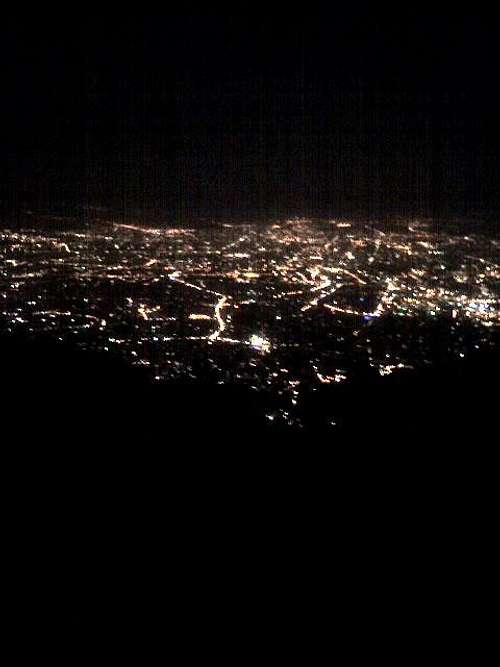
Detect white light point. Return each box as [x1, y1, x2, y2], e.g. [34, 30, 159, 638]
[249, 334, 271, 354]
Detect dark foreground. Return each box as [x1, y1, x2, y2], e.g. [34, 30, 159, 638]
[2, 334, 497, 657]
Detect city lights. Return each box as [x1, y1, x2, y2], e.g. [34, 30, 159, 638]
[1, 216, 499, 428]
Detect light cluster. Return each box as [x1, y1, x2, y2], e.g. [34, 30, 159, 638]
[1, 217, 499, 427]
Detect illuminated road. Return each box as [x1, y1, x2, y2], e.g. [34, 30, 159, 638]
[209, 296, 229, 341]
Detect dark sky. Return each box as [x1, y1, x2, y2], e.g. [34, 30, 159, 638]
[2, 3, 500, 221]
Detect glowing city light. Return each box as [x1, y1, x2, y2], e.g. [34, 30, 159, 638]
[1, 216, 498, 431]
[249, 335, 271, 353]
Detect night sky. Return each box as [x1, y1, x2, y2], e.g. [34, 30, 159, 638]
[2, 3, 500, 221]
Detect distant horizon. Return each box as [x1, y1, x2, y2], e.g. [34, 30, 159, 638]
[2, 202, 500, 232]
